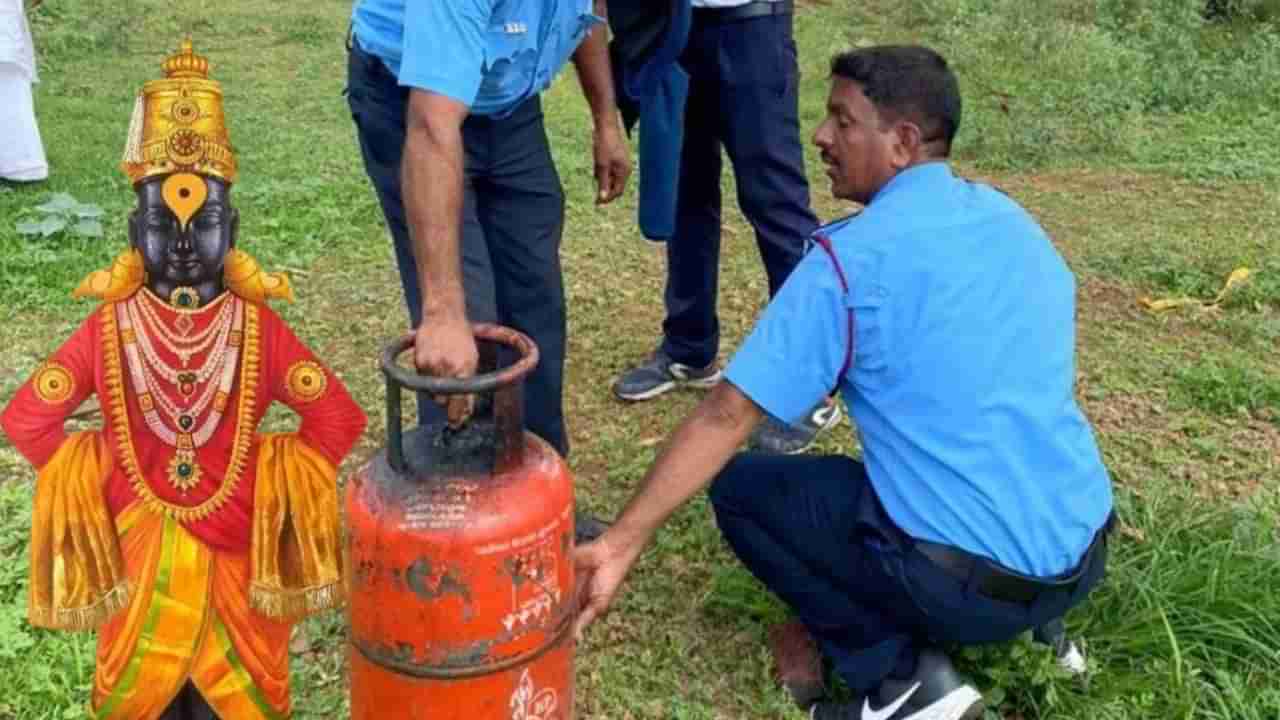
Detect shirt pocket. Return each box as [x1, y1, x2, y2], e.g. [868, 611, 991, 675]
[476, 22, 540, 114]
[845, 263, 891, 380]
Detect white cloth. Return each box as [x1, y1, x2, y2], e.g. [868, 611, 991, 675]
[0, 0, 48, 181]
[691, 0, 783, 8]
[0, 0, 36, 80]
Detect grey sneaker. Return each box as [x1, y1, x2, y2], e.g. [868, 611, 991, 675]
[749, 399, 842, 455]
[612, 349, 722, 401]
[574, 512, 610, 544]
[810, 649, 983, 720]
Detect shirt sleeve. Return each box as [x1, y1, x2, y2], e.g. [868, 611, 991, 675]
[261, 308, 368, 468]
[724, 251, 849, 425]
[0, 312, 98, 469]
[398, 0, 492, 104]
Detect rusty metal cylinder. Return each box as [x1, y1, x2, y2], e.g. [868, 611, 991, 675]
[346, 325, 576, 720]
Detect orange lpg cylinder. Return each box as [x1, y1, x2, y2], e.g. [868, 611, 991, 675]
[346, 325, 576, 720]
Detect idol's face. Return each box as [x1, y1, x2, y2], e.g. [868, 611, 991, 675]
[129, 175, 237, 291]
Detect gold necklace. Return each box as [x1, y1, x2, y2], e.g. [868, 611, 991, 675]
[102, 300, 261, 522]
[118, 297, 244, 492]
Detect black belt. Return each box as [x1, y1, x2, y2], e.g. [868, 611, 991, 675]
[692, 0, 792, 24]
[914, 513, 1113, 606]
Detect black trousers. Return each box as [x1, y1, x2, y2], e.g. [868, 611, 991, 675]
[660, 8, 818, 367]
[346, 40, 570, 456]
[709, 452, 1109, 694]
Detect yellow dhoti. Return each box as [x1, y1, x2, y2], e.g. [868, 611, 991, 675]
[28, 432, 345, 720]
[91, 508, 291, 719]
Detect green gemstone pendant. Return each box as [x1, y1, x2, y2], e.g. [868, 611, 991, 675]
[167, 450, 202, 493]
[169, 286, 200, 309]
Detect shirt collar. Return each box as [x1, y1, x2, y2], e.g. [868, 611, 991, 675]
[868, 160, 954, 206]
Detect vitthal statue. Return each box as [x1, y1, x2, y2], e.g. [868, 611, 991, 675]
[0, 39, 367, 719]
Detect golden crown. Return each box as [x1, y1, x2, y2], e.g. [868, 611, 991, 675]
[120, 38, 237, 185]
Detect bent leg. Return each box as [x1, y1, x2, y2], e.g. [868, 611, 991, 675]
[707, 453, 921, 693]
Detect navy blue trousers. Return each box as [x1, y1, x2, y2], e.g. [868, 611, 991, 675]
[661, 10, 817, 368]
[708, 453, 1108, 694]
[346, 42, 569, 456]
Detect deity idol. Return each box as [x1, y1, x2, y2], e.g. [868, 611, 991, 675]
[0, 39, 367, 719]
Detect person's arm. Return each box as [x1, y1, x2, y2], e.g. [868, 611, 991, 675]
[264, 308, 368, 467]
[402, 93, 478, 424]
[573, 381, 763, 636]
[572, 0, 631, 204]
[397, 0, 491, 423]
[571, 247, 854, 638]
[1, 314, 97, 469]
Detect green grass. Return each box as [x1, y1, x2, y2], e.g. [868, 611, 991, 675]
[2, 0, 1279, 718]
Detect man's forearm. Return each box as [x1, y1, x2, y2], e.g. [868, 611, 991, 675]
[402, 99, 466, 318]
[611, 383, 764, 548]
[572, 1, 619, 125]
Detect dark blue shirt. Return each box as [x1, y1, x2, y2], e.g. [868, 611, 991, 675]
[725, 162, 1113, 577]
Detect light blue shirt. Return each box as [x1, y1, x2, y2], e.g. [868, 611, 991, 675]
[725, 162, 1113, 577]
[351, 0, 600, 118]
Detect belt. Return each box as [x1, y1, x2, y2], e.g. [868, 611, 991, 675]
[692, 0, 793, 24]
[914, 513, 1113, 606]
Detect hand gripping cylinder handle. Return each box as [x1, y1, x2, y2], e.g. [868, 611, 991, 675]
[379, 323, 540, 474]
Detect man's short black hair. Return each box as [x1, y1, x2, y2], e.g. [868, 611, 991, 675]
[831, 45, 961, 157]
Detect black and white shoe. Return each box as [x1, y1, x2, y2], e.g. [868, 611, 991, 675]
[1034, 619, 1088, 677]
[747, 398, 843, 455]
[810, 650, 983, 720]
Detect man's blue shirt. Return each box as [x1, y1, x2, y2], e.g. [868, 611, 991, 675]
[725, 162, 1113, 577]
[351, 0, 600, 118]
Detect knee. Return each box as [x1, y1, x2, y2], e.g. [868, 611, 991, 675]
[707, 453, 754, 513]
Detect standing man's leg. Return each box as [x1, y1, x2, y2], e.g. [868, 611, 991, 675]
[716, 8, 839, 454]
[473, 96, 610, 541]
[472, 96, 569, 458]
[345, 39, 498, 427]
[613, 24, 726, 401]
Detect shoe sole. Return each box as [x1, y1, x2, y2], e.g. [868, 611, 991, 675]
[613, 372, 722, 402]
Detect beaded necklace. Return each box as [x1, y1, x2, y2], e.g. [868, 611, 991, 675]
[136, 288, 233, 367]
[117, 294, 243, 492]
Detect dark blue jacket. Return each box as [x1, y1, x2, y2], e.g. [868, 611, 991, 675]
[608, 0, 691, 241]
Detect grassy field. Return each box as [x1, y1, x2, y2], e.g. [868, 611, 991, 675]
[1, 0, 1278, 718]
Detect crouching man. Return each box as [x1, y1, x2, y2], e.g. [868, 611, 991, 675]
[572, 45, 1114, 720]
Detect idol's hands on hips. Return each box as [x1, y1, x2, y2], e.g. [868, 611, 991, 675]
[592, 121, 631, 205]
[414, 309, 477, 427]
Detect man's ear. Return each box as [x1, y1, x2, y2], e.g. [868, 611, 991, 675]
[229, 208, 240, 249]
[891, 121, 924, 169]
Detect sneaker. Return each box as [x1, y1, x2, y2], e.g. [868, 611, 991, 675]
[1034, 619, 1087, 677]
[748, 398, 842, 455]
[612, 349, 722, 401]
[768, 620, 827, 709]
[810, 649, 983, 720]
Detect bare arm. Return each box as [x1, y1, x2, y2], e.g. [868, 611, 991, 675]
[402, 90, 478, 423]
[571, 0, 631, 203]
[573, 381, 764, 635]
[572, 0, 619, 127]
